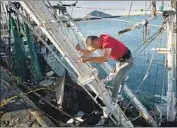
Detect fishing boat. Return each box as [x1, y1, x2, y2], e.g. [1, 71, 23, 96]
[0, 1, 176, 127]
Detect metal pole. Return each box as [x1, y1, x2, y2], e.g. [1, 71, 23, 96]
[8, 6, 11, 58]
[152, 0, 157, 17]
[165, 10, 176, 122]
[0, 2, 2, 38]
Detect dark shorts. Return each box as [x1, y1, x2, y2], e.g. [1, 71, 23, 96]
[117, 48, 132, 62]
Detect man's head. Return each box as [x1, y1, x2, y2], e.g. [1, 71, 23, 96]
[86, 36, 100, 50]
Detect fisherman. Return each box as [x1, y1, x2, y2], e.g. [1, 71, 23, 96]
[75, 34, 134, 104]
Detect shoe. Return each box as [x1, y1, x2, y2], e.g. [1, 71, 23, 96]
[102, 72, 116, 84]
[112, 95, 123, 104]
[117, 95, 123, 102]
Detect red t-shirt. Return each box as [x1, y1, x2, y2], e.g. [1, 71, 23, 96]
[98, 34, 127, 61]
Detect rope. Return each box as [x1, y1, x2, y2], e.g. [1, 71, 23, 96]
[158, 61, 167, 126]
[45, 1, 95, 73]
[8, 2, 79, 80]
[74, 6, 155, 12]
[9, 3, 120, 125]
[119, 0, 133, 40]
[152, 30, 163, 103]
[132, 24, 165, 59]
[0, 80, 53, 108]
[84, 16, 160, 28]
[0, 67, 83, 124]
[69, 1, 78, 16]
[150, 31, 164, 124]
[9, 1, 169, 125]
[45, 2, 95, 70]
[152, 0, 157, 17]
[123, 23, 165, 114]
[144, 1, 153, 16]
[56, 3, 168, 122]
[125, 0, 133, 27]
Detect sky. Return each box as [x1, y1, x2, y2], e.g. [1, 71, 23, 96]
[51, 1, 170, 18]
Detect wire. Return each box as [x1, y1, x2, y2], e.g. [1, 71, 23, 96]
[8, 1, 170, 125]
[144, 1, 153, 16]
[132, 25, 165, 59]
[119, 0, 133, 40]
[8, 2, 79, 80]
[125, 0, 133, 27]
[52, 2, 168, 124]
[70, 1, 77, 16]
[123, 24, 165, 115]
[0, 66, 83, 124]
[0, 80, 53, 108]
[8, 3, 119, 125]
[0, 76, 70, 126]
[78, 15, 161, 28]
[150, 31, 163, 124]
[152, 30, 163, 102]
[74, 6, 154, 12]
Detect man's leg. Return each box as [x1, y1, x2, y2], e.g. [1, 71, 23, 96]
[112, 58, 134, 102]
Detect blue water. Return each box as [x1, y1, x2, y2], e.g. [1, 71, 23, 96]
[77, 15, 167, 98]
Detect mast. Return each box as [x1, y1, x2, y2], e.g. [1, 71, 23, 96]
[152, 0, 157, 17]
[0, 2, 1, 38]
[165, 1, 176, 121]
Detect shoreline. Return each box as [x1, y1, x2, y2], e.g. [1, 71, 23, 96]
[73, 12, 162, 22]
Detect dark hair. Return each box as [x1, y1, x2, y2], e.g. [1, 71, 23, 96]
[86, 36, 99, 46]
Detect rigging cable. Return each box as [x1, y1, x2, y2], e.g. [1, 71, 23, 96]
[158, 57, 167, 126]
[0, 81, 54, 108]
[152, 0, 157, 17]
[123, 20, 166, 115]
[119, 0, 133, 40]
[74, 6, 154, 12]
[151, 30, 164, 124]
[3, 3, 119, 124]
[8, 2, 79, 80]
[0, 71, 82, 124]
[152, 29, 163, 102]
[132, 23, 165, 59]
[125, 0, 133, 27]
[69, 1, 78, 16]
[78, 15, 161, 27]
[50, 2, 169, 117]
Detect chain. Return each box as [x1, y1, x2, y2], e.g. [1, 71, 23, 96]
[142, 20, 151, 44]
[142, 25, 145, 43]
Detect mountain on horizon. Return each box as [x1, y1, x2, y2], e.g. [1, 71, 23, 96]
[83, 10, 112, 19]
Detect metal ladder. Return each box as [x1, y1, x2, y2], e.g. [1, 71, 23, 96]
[63, 10, 157, 126]
[14, 1, 133, 126]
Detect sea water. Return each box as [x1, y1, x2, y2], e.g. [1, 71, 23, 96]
[77, 15, 167, 106]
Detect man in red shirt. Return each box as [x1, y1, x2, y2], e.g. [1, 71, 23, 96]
[76, 34, 134, 104]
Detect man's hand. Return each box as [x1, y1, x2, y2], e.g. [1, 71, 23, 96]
[76, 44, 95, 56]
[78, 56, 87, 63]
[111, 68, 116, 73]
[75, 44, 82, 51]
[77, 48, 111, 63]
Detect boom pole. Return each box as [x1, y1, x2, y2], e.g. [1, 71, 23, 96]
[164, 6, 176, 121]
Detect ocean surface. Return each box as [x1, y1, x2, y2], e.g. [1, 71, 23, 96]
[76, 15, 167, 105]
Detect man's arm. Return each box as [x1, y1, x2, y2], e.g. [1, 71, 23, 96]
[78, 48, 112, 63]
[75, 44, 95, 56]
[80, 49, 95, 56]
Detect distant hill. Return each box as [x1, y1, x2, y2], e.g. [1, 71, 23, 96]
[83, 10, 113, 20]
